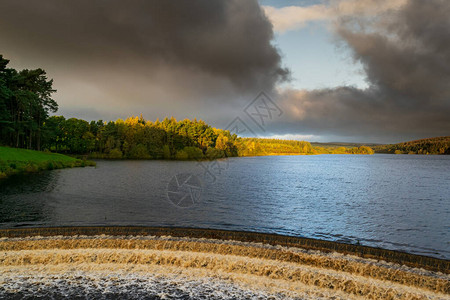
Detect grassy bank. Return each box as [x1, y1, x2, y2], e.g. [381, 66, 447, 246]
[0, 146, 95, 179]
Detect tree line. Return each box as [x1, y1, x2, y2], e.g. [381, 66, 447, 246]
[42, 115, 239, 159]
[373, 136, 450, 155]
[237, 138, 374, 155]
[40, 116, 376, 159]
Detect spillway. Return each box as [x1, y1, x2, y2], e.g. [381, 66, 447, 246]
[0, 227, 448, 299]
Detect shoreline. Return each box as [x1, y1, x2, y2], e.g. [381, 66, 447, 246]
[86, 152, 449, 162]
[0, 146, 96, 179]
[5, 149, 444, 179]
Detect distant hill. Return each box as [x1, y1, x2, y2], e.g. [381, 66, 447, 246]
[311, 142, 380, 149]
[373, 136, 450, 155]
[241, 138, 374, 155]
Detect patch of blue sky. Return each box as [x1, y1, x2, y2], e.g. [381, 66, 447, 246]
[260, 0, 369, 90]
[274, 22, 368, 90]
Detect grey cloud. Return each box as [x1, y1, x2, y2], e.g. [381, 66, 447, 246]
[0, 0, 288, 121]
[2, 0, 447, 143]
[279, 0, 450, 143]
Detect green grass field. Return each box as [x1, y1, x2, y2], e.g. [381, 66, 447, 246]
[0, 146, 95, 178]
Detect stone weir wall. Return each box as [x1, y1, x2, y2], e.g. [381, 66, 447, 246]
[1, 226, 448, 273]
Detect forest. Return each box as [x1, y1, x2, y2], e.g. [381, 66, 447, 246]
[43, 115, 238, 159]
[29, 115, 375, 159]
[0, 54, 375, 159]
[373, 137, 450, 155]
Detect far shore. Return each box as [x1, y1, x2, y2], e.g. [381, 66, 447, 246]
[2, 145, 447, 180]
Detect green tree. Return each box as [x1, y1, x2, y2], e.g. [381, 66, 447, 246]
[0, 55, 57, 150]
[129, 143, 151, 159]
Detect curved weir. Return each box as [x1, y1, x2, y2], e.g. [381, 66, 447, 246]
[1, 227, 449, 299]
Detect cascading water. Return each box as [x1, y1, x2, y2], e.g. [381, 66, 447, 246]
[0, 228, 448, 299]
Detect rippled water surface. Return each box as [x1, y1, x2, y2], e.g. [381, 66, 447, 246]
[1, 154, 449, 258]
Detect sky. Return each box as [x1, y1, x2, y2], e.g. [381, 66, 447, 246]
[261, 0, 368, 91]
[0, 0, 449, 143]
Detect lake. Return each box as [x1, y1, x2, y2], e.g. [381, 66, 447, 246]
[1, 154, 449, 259]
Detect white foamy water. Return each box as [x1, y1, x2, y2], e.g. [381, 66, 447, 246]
[0, 269, 302, 300]
[0, 235, 448, 299]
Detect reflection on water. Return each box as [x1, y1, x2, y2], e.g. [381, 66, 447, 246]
[0, 171, 57, 225]
[0, 154, 449, 259]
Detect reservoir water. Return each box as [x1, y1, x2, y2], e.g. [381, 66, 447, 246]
[1, 154, 449, 259]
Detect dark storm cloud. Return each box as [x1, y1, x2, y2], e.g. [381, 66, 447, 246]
[280, 0, 450, 142]
[0, 0, 288, 121]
